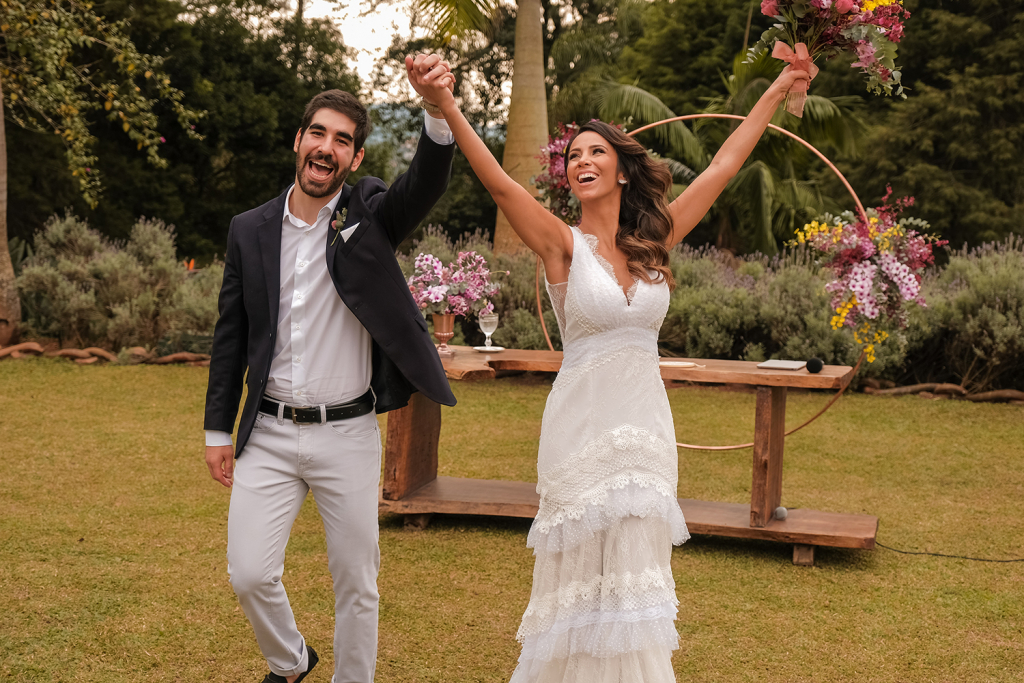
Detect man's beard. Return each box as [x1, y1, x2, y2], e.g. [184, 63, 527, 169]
[295, 151, 350, 198]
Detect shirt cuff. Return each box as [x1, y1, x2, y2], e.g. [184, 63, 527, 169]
[423, 112, 454, 146]
[205, 430, 234, 448]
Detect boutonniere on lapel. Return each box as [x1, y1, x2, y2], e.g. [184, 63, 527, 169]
[330, 207, 348, 246]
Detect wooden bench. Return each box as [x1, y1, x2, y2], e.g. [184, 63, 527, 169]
[379, 347, 878, 566]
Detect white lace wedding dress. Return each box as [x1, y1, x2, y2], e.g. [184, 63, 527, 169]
[510, 226, 690, 683]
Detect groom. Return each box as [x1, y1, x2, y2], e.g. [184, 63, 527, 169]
[203, 55, 457, 683]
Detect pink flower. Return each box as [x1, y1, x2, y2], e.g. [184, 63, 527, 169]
[851, 40, 877, 67]
[160, 136, 166, 143]
[835, 0, 857, 12]
[761, 0, 780, 16]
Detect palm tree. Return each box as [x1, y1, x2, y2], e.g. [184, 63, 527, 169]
[0, 89, 16, 345]
[419, 0, 548, 254]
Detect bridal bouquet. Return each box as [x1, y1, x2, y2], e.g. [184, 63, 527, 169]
[407, 251, 502, 317]
[748, 0, 910, 116]
[790, 190, 945, 362]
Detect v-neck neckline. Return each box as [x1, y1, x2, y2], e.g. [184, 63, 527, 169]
[577, 228, 639, 305]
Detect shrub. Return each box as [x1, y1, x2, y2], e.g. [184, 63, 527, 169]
[17, 212, 219, 351]
[902, 236, 1024, 391]
[661, 246, 762, 359]
[17, 215, 1022, 391]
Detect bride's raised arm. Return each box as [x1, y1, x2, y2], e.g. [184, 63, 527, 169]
[406, 54, 572, 268]
[665, 67, 810, 248]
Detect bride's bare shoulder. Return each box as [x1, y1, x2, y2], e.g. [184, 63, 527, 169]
[539, 222, 574, 284]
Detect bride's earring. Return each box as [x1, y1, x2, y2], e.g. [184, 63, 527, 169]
[618, 178, 628, 185]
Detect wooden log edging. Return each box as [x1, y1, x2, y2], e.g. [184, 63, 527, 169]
[862, 383, 969, 397]
[0, 342, 44, 359]
[861, 382, 1021, 403]
[965, 389, 1024, 403]
[149, 351, 211, 365]
[1, 343, 210, 366]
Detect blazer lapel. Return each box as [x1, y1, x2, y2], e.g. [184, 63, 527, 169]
[327, 183, 355, 260]
[257, 192, 286, 328]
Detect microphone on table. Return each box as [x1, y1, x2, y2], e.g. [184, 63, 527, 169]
[806, 357, 823, 374]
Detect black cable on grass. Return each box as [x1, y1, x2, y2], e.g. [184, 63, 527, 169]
[877, 541, 1024, 563]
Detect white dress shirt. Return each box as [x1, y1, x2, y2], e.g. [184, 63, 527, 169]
[207, 114, 453, 447]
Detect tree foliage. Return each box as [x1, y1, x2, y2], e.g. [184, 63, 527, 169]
[1, 0, 203, 205]
[616, 0, 776, 115]
[6, 0, 360, 257]
[834, 0, 1024, 248]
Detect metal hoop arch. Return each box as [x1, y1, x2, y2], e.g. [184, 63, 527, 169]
[532, 113, 869, 451]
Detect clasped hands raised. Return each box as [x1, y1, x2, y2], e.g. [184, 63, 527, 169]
[405, 53, 457, 114]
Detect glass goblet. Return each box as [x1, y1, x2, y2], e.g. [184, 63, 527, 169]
[478, 313, 499, 349]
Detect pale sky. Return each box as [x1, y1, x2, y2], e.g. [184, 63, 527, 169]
[306, 0, 417, 100]
[305, 1, 512, 116]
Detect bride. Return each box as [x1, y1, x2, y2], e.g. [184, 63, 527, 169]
[407, 53, 809, 682]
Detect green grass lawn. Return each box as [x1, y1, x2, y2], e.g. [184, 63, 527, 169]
[1, 360, 1022, 682]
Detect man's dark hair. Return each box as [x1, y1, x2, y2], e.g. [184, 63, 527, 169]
[299, 90, 371, 152]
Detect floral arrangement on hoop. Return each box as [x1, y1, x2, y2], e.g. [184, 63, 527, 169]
[407, 251, 502, 317]
[532, 122, 582, 225]
[789, 189, 946, 362]
[747, 0, 910, 116]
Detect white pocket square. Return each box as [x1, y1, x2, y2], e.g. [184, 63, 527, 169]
[341, 222, 361, 243]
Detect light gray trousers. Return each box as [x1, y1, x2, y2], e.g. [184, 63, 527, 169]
[227, 409, 381, 683]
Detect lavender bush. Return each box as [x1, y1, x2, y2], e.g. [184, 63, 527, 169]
[16, 212, 220, 351]
[902, 236, 1024, 391]
[14, 215, 1022, 391]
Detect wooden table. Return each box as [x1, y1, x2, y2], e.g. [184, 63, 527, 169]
[378, 346, 878, 566]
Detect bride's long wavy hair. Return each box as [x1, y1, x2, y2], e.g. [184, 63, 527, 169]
[569, 121, 676, 291]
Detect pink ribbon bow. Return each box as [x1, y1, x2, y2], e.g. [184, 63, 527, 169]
[772, 42, 819, 117]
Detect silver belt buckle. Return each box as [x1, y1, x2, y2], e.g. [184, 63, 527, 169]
[290, 405, 317, 425]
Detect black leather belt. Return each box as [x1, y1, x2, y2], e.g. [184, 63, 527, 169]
[260, 389, 374, 425]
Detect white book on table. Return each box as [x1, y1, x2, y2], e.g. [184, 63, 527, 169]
[756, 359, 807, 370]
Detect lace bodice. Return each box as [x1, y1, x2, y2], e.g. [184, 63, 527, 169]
[546, 226, 669, 353]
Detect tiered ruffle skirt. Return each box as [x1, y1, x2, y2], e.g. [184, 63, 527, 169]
[510, 425, 689, 683]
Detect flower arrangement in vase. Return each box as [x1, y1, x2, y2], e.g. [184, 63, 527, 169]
[790, 189, 946, 362]
[407, 251, 503, 357]
[748, 0, 911, 116]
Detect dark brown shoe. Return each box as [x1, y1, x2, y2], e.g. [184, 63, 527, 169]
[261, 644, 318, 683]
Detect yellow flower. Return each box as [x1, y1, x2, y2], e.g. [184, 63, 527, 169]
[863, 0, 899, 11]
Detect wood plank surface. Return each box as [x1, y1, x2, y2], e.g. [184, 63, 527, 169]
[750, 386, 786, 527]
[658, 358, 852, 389]
[439, 346, 852, 389]
[793, 544, 816, 566]
[378, 477, 878, 549]
[379, 476, 541, 519]
[381, 394, 441, 500]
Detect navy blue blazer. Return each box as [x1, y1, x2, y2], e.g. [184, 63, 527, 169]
[204, 127, 457, 457]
